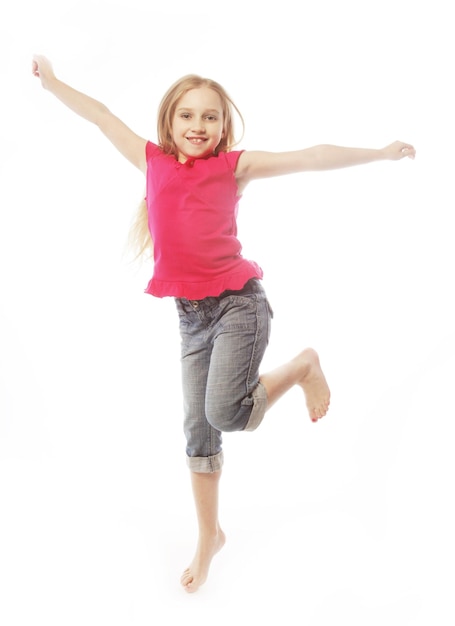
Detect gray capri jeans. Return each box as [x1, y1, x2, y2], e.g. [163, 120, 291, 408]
[175, 279, 273, 473]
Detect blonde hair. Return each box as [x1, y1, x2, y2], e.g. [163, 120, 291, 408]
[127, 193, 153, 262]
[129, 75, 244, 261]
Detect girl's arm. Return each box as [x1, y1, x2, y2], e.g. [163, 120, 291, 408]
[236, 142, 415, 190]
[32, 55, 147, 173]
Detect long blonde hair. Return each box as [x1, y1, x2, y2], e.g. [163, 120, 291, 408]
[129, 75, 244, 262]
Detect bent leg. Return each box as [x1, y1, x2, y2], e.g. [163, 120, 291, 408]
[260, 347, 330, 422]
[204, 290, 272, 433]
[205, 325, 267, 432]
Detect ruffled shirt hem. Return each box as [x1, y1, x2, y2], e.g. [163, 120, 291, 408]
[145, 264, 263, 300]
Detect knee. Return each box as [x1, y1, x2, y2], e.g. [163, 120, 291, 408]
[206, 398, 251, 433]
[207, 411, 239, 433]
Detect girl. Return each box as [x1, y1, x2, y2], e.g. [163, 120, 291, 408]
[32, 55, 415, 593]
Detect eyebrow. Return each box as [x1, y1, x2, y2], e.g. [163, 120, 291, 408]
[176, 107, 221, 114]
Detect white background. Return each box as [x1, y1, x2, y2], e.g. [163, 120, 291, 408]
[1, 0, 454, 624]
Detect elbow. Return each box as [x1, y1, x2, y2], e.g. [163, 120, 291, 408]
[309, 145, 340, 170]
[95, 104, 114, 129]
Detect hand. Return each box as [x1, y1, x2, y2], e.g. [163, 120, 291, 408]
[32, 55, 56, 89]
[383, 140, 416, 161]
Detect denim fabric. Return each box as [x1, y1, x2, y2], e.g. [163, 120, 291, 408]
[175, 279, 273, 473]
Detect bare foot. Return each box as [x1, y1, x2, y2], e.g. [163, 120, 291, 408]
[296, 348, 331, 422]
[180, 529, 226, 593]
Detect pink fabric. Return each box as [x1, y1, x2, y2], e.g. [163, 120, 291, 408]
[144, 141, 263, 299]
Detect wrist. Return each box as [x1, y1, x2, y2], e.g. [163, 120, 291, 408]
[42, 74, 58, 92]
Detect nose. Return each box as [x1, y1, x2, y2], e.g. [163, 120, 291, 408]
[191, 117, 206, 133]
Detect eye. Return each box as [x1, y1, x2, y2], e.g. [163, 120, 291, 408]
[206, 115, 217, 121]
[180, 113, 191, 119]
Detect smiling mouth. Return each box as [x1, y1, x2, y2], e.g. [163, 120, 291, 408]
[186, 137, 208, 145]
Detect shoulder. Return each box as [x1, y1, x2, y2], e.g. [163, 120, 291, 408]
[216, 149, 244, 172]
[146, 142, 179, 178]
[234, 150, 296, 194]
[235, 150, 272, 176]
[146, 140, 164, 160]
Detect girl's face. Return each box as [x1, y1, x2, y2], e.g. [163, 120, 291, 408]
[172, 87, 225, 163]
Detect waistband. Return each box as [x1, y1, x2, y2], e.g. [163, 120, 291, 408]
[176, 278, 263, 308]
[218, 278, 262, 299]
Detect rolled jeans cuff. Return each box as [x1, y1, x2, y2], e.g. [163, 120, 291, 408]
[244, 382, 268, 432]
[186, 450, 224, 473]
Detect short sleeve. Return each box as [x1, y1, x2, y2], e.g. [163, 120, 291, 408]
[146, 141, 163, 162]
[224, 150, 244, 172]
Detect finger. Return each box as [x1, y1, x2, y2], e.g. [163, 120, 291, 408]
[400, 145, 415, 159]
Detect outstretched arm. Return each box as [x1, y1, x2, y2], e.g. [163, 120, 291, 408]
[32, 55, 147, 173]
[236, 141, 416, 191]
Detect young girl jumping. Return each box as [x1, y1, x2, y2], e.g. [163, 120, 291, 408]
[32, 55, 415, 593]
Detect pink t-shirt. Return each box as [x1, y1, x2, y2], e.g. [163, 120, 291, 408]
[144, 141, 263, 299]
